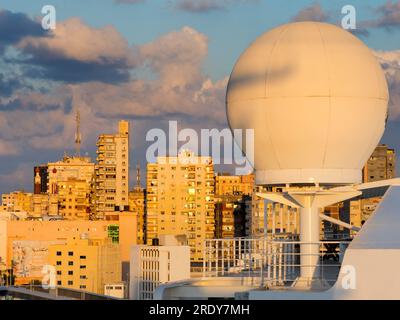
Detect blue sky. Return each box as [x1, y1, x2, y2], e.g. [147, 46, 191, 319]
[3, 0, 400, 79]
[0, 0, 399, 193]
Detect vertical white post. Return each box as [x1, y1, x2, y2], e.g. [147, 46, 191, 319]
[272, 204, 276, 235]
[299, 196, 320, 282]
[280, 205, 284, 233]
[286, 207, 290, 234]
[263, 199, 268, 236]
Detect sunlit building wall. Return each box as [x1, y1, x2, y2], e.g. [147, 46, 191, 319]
[48, 237, 121, 295]
[95, 120, 129, 218]
[146, 150, 215, 262]
[58, 179, 91, 220]
[363, 144, 396, 182]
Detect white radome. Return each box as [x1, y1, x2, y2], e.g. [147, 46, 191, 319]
[227, 22, 389, 185]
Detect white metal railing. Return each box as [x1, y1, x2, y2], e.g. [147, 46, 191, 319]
[203, 238, 350, 287]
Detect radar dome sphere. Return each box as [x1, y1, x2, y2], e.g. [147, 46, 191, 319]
[226, 22, 389, 185]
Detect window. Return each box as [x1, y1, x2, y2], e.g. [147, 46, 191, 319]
[68, 271, 73, 275]
[57, 271, 62, 275]
[80, 255, 86, 259]
[57, 281, 62, 285]
[68, 261, 73, 266]
[80, 285, 86, 289]
[80, 265, 86, 269]
[56, 261, 61, 266]
[56, 251, 62, 256]
[68, 251, 73, 256]
[68, 281, 73, 286]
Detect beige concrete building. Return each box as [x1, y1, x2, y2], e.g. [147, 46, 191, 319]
[247, 194, 299, 237]
[130, 244, 190, 300]
[146, 150, 215, 262]
[31, 193, 59, 218]
[1, 191, 33, 213]
[47, 155, 94, 195]
[215, 174, 254, 196]
[350, 197, 383, 234]
[48, 237, 121, 294]
[95, 120, 129, 218]
[0, 220, 118, 270]
[58, 179, 91, 220]
[0, 216, 136, 286]
[129, 188, 146, 244]
[214, 195, 242, 239]
[363, 144, 396, 182]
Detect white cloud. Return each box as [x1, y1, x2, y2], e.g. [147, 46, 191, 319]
[374, 50, 400, 119]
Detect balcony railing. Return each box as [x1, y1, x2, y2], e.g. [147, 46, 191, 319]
[203, 237, 350, 287]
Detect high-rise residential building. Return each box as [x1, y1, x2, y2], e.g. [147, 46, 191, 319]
[362, 144, 396, 182]
[247, 193, 299, 238]
[215, 173, 254, 196]
[48, 237, 121, 294]
[94, 120, 130, 218]
[47, 155, 95, 195]
[1, 191, 33, 213]
[233, 195, 250, 238]
[146, 150, 215, 262]
[214, 194, 242, 239]
[58, 179, 91, 220]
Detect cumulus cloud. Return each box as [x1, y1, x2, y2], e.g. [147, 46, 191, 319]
[0, 139, 19, 156]
[356, 1, 400, 34]
[0, 22, 228, 161]
[291, 3, 329, 22]
[16, 18, 137, 83]
[68, 27, 228, 124]
[370, 0, 400, 30]
[0, 162, 35, 192]
[374, 50, 400, 119]
[0, 74, 24, 97]
[0, 9, 46, 52]
[375, 50, 400, 119]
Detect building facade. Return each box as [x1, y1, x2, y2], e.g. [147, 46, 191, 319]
[48, 237, 121, 294]
[1, 191, 33, 213]
[129, 188, 146, 244]
[215, 174, 254, 196]
[58, 179, 91, 220]
[362, 144, 396, 182]
[47, 156, 94, 195]
[130, 244, 190, 300]
[214, 195, 242, 239]
[247, 194, 299, 238]
[146, 150, 215, 262]
[95, 120, 130, 218]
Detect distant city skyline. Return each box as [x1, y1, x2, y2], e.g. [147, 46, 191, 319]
[0, 0, 400, 194]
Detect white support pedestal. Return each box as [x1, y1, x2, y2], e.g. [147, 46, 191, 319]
[257, 186, 362, 289]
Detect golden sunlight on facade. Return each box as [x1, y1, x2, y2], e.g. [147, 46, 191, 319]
[146, 150, 215, 262]
[48, 237, 121, 294]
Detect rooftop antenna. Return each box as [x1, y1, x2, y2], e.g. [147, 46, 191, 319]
[75, 110, 82, 157]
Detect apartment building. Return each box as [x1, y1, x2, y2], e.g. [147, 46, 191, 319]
[48, 237, 121, 294]
[94, 120, 129, 218]
[146, 150, 214, 262]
